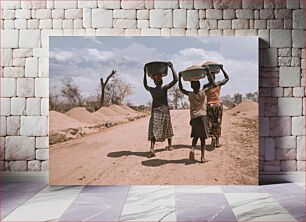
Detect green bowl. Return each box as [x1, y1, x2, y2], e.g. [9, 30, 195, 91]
[144, 61, 168, 77]
[180, 68, 208, 81]
[206, 64, 221, 74]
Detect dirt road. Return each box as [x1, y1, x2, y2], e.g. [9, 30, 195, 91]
[50, 109, 258, 185]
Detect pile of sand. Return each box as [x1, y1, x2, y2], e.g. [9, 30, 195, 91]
[97, 107, 122, 117]
[50, 111, 88, 132]
[122, 105, 139, 114]
[108, 104, 130, 115]
[230, 101, 258, 113]
[65, 107, 104, 125]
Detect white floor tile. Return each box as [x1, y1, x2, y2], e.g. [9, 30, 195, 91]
[3, 186, 84, 221]
[175, 185, 222, 193]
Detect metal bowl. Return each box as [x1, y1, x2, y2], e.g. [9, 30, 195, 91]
[144, 61, 168, 77]
[180, 67, 208, 81]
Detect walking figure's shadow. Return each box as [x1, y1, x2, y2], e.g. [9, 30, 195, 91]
[107, 143, 215, 167]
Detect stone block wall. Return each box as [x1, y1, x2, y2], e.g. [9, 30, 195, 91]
[0, 0, 305, 173]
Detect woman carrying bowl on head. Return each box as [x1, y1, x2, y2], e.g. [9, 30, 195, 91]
[178, 65, 215, 163]
[202, 61, 229, 148]
[143, 61, 178, 158]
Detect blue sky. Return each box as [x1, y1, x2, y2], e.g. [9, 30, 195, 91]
[50, 36, 258, 105]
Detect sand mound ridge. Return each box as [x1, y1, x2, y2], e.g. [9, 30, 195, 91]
[50, 111, 88, 132]
[230, 101, 258, 113]
[65, 107, 105, 124]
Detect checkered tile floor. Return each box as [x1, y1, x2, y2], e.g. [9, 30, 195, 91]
[1, 183, 305, 221]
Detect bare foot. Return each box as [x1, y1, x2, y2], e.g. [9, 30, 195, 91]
[200, 157, 205, 163]
[189, 150, 195, 160]
[147, 151, 156, 158]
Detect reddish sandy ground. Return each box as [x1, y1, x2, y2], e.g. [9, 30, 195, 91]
[50, 109, 258, 185]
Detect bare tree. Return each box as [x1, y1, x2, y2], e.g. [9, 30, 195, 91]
[169, 85, 186, 109]
[105, 76, 133, 105]
[60, 78, 82, 108]
[100, 70, 116, 107]
[49, 91, 60, 111]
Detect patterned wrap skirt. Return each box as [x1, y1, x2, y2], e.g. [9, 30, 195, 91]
[206, 103, 223, 138]
[190, 115, 210, 139]
[148, 106, 174, 142]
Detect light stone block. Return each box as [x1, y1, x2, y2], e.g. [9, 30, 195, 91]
[275, 136, 297, 149]
[137, 20, 149, 28]
[173, 9, 187, 28]
[15, 19, 27, 29]
[297, 136, 305, 161]
[281, 160, 297, 171]
[161, 28, 171, 36]
[38, 58, 49, 77]
[287, 0, 300, 9]
[140, 28, 161, 36]
[12, 58, 25, 67]
[292, 116, 305, 136]
[20, 116, 48, 136]
[276, 149, 297, 160]
[11, 98, 26, 115]
[13, 49, 32, 58]
[114, 9, 136, 18]
[199, 10, 205, 19]
[137, 10, 149, 19]
[242, 0, 263, 9]
[145, 0, 154, 9]
[270, 30, 291, 48]
[96, 28, 125, 36]
[21, 1, 46, 9]
[223, 9, 235, 19]
[279, 67, 301, 87]
[171, 28, 186, 36]
[218, 20, 232, 29]
[1, 78, 16, 98]
[264, 137, 275, 160]
[3, 10, 16, 19]
[26, 98, 41, 116]
[1, 98, 10, 116]
[210, 29, 223, 36]
[232, 19, 249, 29]
[4, 20, 15, 29]
[1, 30, 19, 48]
[194, 0, 213, 9]
[291, 57, 300, 67]
[41, 98, 49, 116]
[113, 19, 137, 28]
[9, 161, 27, 171]
[236, 9, 254, 19]
[39, 19, 53, 29]
[5, 136, 35, 160]
[292, 30, 305, 48]
[54, 1, 77, 9]
[1, 117, 7, 136]
[1, 1, 20, 9]
[200, 19, 217, 29]
[270, 117, 291, 136]
[293, 87, 305, 97]
[121, 0, 145, 9]
[16, 78, 34, 97]
[1, 49, 13, 67]
[28, 160, 41, 171]
[83, 8, 91, 28]
[278, 48, 291, 57]
[278, 97, 302, 116]
[65, 9, 82, 19]
[53, 19, 63, 29]
[179, 0, 193, 9]
[25, 57, 38, 77]
[78, 0, 97, 8]
[213, 0, 241, 9]
[36, 149, 49, 160]
[92, 9, 113, 28]
[187, 10, 199, 29]
[7, 116, 20, 136]
[154, 0, 178, 9]
[258, 29, 269, 48]
[297, 161, 305, 171]
[35, 9, 51, 19]
[36, 137, 49, 149]
[125, 29, 141, 36]
[293, 9, 305, 29]
[3, 67, 24, 78]
[98, 0, 121, 9]
[235, 29, 257, 36]
[41, 160, 49, 171]
[19, 30, 41, 48]
[35, 78, 49, 97]
[283, 87, 293, 96]
[52, 9, 64, 19]
[150, 9, 172, 28]
[186, 29, 198, 36]
[260, 9, 274, 19]
[206, 9, 222, 19]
